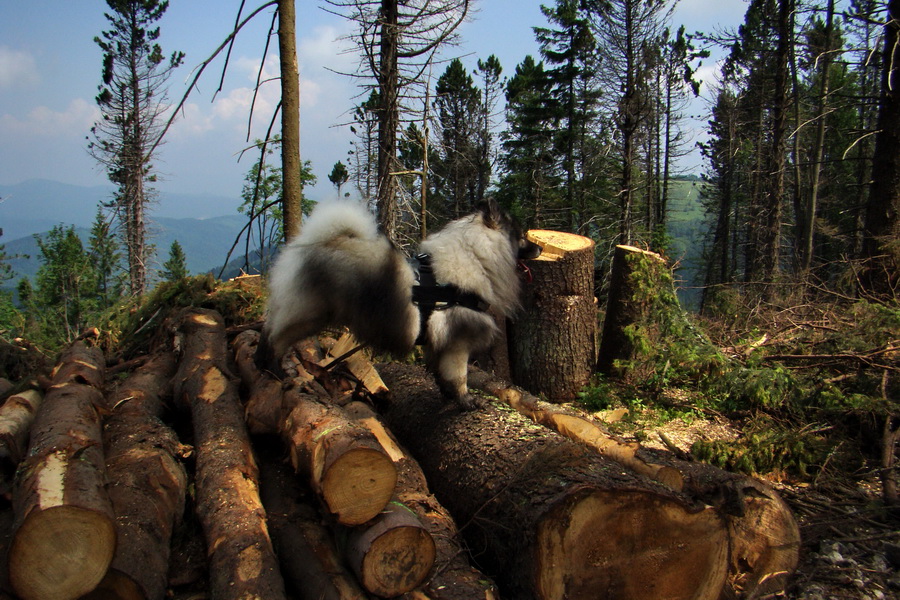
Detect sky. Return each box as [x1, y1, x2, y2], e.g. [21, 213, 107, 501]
[0, 0, 749, 216]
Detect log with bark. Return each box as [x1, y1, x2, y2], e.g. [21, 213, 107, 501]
[345, 401, 498, 600]
[258, 456, 372, 600]
[7, 342, 116, 600]
[232, 329, 398, 526]
[172, 308, 287, 600]
[467, 369, 684, 491]
[89, 351, 189, 600]
[0, 388, 43, 491]
[282, 388, 398, 526]
[509, 230, 597, 401]
[378, 363, 730, 600]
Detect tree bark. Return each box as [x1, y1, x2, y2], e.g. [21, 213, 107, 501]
[173, 308, 287, 600]
[278, 0, 302, 241]
[345, 401, 499, 600]
[8, 342, 115, 600]
[377, 0, 400, 238]
[861, 0, 900, 298]
[509, 230, 596, 401]
[467, 369, 683, 491]
[258, 457, 372, 600]
[378, 363, 730, 600]
[0, 388, 42, 465]
[597, 244, 666, 378]
[92, 352, 188, 600]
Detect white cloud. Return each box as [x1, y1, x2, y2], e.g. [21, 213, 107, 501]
[0, 46, 40, 88]
[0, 97, 99, 137]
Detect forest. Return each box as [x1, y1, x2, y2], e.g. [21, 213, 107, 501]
[0, 0, 898, 598]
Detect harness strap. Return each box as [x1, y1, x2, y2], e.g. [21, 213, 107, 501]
[410, 253, 490, 345]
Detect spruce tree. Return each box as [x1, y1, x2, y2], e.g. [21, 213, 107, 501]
[161, 240, 188, 282]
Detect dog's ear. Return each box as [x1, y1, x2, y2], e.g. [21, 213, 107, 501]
[479, 197, 503, 230]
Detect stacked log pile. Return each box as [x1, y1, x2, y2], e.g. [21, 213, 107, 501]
[0, 306, 799, 600]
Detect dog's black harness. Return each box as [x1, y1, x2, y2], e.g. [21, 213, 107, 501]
[410, 253, 490, 345]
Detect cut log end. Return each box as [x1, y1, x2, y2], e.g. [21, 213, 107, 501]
[9, 505, 116, 600]
[535, 489, 728, 600]
[360, 524, 435, 596]
[527, 230, 595, 262]
[322, 447, 398, 525]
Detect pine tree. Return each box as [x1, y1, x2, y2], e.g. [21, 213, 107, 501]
[88, 206, 123, 307]
[328, 161, 350, 198]
[161, 240, 188, 281]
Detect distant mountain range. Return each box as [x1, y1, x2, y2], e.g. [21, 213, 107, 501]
[0, 179, 257, 285]
[0, 179, 242, 241]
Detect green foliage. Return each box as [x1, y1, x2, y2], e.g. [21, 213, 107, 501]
[161, 240, 188, 281]
[692, 419, 832, 478]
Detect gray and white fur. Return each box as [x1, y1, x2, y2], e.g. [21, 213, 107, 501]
[257, 198, 541, 409]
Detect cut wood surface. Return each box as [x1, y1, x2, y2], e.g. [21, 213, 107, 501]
[378, 363, 729, 600]
[511, 229, 597, 401]
[8, 341, 115, 600]
[173, 308, 287, 600]
[94, 351, 188, 600]
[282, 388, 397, 526]
[344, 501, 435, 597]
[468, 369, 684, 491]
[344, 401, 499, 600]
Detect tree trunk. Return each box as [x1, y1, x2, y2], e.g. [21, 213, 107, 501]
[172, 308, 287, 600]
[8, 342, 115, 600]
[278, 0, 302, 241]
[377, 0, 400, 239]
[344, 401, 500, 600]
[91, 352, 188, 600]
[861, 0, 900, 298]
[377, 363, 730, 600]
[509, 230, 596, 401]
[597, 244, 666, 378]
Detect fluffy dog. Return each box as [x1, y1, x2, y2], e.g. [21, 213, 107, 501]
[257, 198, 541, 409]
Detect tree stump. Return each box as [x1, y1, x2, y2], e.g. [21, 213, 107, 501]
[597, 244, 667, 378]
[378, 363, 729, 600]
[173, 308, 287, 600]
[509, 230, 596, 401]
[8, 342, 115, 600]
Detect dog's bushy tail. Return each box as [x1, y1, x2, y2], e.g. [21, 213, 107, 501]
[295, 201, 380, 247]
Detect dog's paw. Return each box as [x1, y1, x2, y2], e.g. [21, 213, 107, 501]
[455, 393, 485, 411]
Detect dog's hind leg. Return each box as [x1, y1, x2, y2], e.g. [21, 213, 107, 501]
[429, 345, 480, 410]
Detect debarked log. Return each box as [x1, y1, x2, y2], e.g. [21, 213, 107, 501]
[8, 342, 115, 600]
[173, 308, 287, 600]
[378, 363, 729, 600]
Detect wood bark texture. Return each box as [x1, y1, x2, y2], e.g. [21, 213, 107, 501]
[94, 351, 188, 600]
[510, 230, 596, 401]
[378, 363, 730, 600]
[468, 369, 684, 491]
[172, 308, 287, 600]
[0, 388, 43, 483]
[8, 342, 115, 600]
[597, 244, 666, 377]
